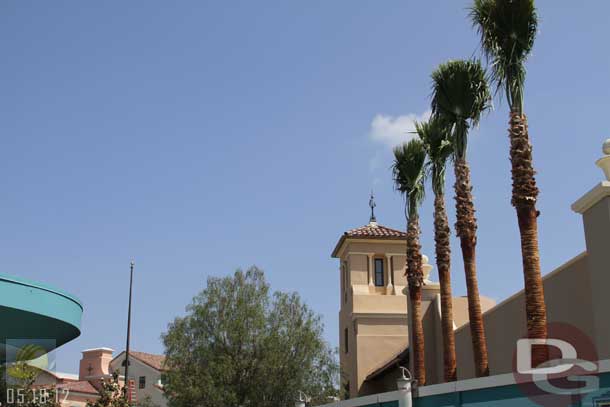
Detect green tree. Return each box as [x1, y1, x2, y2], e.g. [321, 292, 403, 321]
[86, 372, 129, 407]
[391, 139, 427, 385]
[431, 59, 492, 377]
[471, 0, 548, 367]
[161, 266, 339, 407]
[136, 395, 160, 407]
[416, 117, 457, 382]
[85, 372, 156, 407]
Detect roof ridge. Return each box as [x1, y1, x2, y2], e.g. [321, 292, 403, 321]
[123, 350, 166, 371]
[345, 223, 407, 237]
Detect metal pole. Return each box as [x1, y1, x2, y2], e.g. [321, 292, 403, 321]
[124, 261, 134, 394]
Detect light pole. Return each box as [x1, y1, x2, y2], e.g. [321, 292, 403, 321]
[124, 261, 134, 394]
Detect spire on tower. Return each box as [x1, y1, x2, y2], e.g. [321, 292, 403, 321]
[369, 191, 377, 225]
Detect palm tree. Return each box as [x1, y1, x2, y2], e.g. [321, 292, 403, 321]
[392, 139, 427, 386]
[431, 59, 492, 377]
[470, 0, 548, 368]
[416, 117, 457, 382]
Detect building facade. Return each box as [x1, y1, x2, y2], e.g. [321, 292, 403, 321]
[33, 348, 167, 407]
[110, 351, 166, 407]
[331, 212, 494, 398]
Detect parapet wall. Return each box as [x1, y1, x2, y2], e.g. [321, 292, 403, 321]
[453, 252, 594, 380]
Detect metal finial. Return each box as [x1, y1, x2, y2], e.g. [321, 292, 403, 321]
[369, 191, 377, 223]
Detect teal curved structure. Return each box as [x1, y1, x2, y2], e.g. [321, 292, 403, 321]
[0, 274, 83, 362]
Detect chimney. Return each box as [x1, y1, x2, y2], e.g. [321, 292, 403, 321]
[79, 348, 115, 386]
[571, 139, 610, 359]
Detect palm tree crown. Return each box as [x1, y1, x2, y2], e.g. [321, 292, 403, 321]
[392, 139, 427, 220]
[416, 117, 453, 196]
[470, 0, 537, 113]
[431, 60, 492, 159]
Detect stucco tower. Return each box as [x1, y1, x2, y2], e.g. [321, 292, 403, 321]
[331, 197, 437, 397]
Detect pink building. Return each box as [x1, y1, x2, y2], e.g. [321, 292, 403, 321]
[34, 348, 167, 407]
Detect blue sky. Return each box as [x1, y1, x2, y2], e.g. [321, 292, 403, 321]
[1, 1, 608, 373]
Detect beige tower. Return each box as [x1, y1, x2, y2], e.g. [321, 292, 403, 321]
[331, 197, 420, 398]
[332, 199, 500, 395]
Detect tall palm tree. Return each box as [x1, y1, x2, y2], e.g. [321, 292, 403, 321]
[416, 117, 457, 382]
[471, 0, 548, 368]
[392, 139, 427, 386]
[431, 60, 492, 377]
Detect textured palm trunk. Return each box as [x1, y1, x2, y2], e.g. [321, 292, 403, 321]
[406, 215, 426, 386]
[434, 193, 457, 382]
[509, 111, 548, 368]
[454, 158, 489, 377]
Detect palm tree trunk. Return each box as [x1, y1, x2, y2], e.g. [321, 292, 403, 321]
[454, 158, 489, 377]
[406, 215, 426, 386]
[434, 192, 457, 382]
[509, 111, 548, 368]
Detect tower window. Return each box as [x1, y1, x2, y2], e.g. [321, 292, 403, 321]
[374, 258, 384, 286]
[344, 328, 349, 353]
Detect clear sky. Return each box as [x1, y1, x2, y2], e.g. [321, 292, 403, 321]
[2, 1, 609, 373]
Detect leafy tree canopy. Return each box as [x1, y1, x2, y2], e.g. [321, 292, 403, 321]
[161, 266, 338, 407]
[86, 372, 130, 407]
[470, 0, 537, 112]
[431, 59, 491, 159]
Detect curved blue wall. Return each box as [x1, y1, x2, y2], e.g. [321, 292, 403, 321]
[0, 274, 83, 362]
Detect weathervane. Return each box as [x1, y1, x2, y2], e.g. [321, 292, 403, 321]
[369, 191, 377, 223]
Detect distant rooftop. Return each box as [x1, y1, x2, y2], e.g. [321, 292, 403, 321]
[113, 350, 166, 371]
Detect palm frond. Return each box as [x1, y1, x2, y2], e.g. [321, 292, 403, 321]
[430, 59, 491, 159]
[415, 117, 453, 195]
[470, 0, 537, 113]
[392, 139, 427, 219]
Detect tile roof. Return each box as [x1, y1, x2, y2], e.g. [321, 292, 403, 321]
[344, 223, 406, 238]
[57, 380, 100, 395]
[129, 351, 166, 371]
[331, 222, 406, 258]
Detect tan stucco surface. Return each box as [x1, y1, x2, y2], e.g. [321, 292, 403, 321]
[333, 226, 483, 397]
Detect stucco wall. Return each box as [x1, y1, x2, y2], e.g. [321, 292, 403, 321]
[582, 195, 610, 360]
[452, 252, 592, 380]
[337, 238, 411, 398]
[109, 355, 166, 407]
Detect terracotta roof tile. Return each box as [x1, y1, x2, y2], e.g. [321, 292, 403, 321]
[129, 351, 166, 371]
[57, 380, 100, 395]
[344, 223, 406, 238]
[331, 222, 407, 258]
